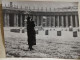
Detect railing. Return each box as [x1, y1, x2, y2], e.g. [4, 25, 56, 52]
[2, 6, 78, 12]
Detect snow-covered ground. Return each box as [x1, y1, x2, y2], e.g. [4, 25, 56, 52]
[4, 27, 80, 59]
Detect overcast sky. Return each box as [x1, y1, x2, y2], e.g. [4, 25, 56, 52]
[2, 0, 78, 10]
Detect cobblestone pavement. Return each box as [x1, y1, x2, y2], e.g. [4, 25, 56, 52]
[4, 29, 80, 59]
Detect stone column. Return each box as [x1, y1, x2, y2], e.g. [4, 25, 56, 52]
[49, 16, 51, 27]
[20, 14, 22, 27]
[33, 16, 35, 21]
[37, 16, 39, 26]
[53, 16, 55, 27]
[16, 14, 18, 27]
[41, 16, 43, 26]
[33, 16, 36, 25]
[75, 15, 78, 27]
[44, 16, 47, 27]
[46, 16, 48, 27]
[4, 13, 7, 27]
[70, 15, 73, 27]
[34, 16, 37, 26]
[6, 13, 7, 26]
[6, 14, 9, 27]
[3, 14, 5, 27]
[61, 16, 64, 27]
[66, 15, 68, 27]
[7, 14, 9, 27]
[57, 16, 59, 27]
[25, 15, 27, 19]
[24, 15, 27, 27]
[14, 14, 16, 27]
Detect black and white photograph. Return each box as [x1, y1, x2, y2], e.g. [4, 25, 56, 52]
[2, 0, 80, 58]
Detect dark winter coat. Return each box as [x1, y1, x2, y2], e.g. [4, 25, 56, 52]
[27, 20, 36, 45]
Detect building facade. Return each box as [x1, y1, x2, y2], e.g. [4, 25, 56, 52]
[2, 2, 79, 27]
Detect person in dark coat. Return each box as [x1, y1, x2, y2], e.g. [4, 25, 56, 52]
[27, 16, 36, 51]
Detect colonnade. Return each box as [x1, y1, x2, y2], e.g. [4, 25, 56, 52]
[32, 15, 79, 27]
[3, 13, 79, 27]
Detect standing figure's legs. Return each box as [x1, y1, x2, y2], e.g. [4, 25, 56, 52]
[28, 45, 34, 51]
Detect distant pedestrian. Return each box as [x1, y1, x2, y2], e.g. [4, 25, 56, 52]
[27, 16, 36, 51]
